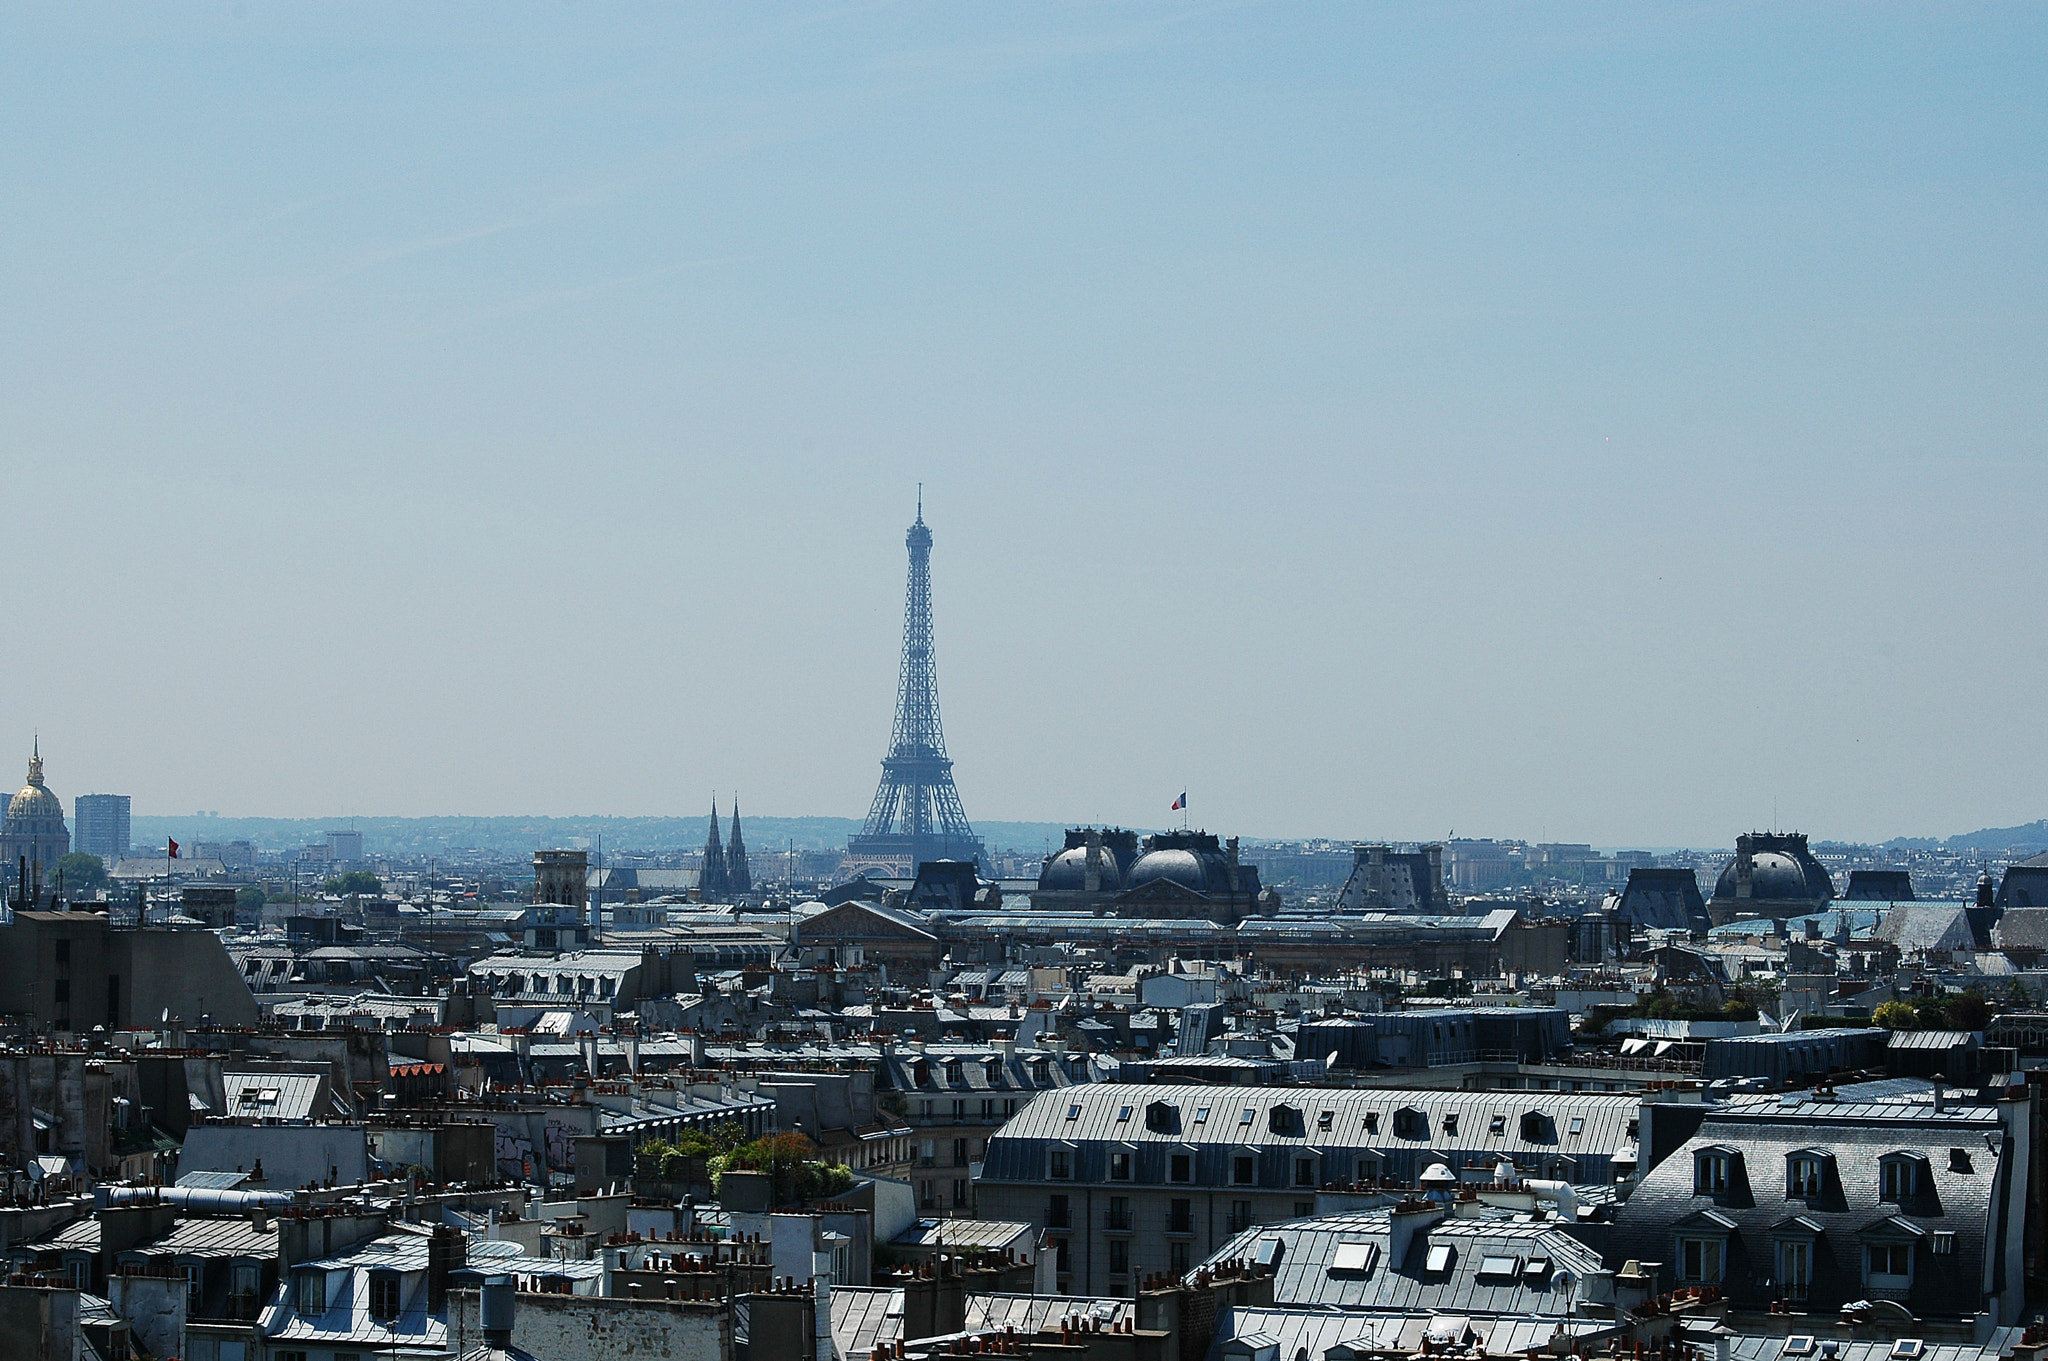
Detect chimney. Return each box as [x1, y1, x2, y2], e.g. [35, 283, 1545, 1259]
[1387, 1202, 1445, 1270]
[480, 1275, 516, 1348]
[427, 1223, 466, 1312]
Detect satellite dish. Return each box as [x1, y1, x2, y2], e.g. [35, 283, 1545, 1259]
[1325, 1050, 1340, 1070]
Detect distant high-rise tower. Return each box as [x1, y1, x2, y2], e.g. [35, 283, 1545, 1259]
[74, 793, 131, 862]
[727, 801, 752, 895]
[847, 499, 984, 873]
[700, 799, 730, 902]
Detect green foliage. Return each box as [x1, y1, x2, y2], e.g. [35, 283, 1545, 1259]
[634, 1122, 751, 1180]
[1946, 990, 1993, 1031]
[1872, 1000, 1919, 1031]
[1578, 986, 1773, 1037]
[235, 885, 267, 911]
[322, 870, 382, 896]
[54, 852, 107, 895]
[707, 1131, 856, 1204]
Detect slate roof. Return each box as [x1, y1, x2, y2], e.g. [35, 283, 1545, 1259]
[981, 1085, 1638, 1187]
[1610, 1100, 2009, 1318]
[1874, 904, 1976, 955]
[880, 1046, 1078, 1096]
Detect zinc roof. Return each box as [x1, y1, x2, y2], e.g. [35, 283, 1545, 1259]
[987, 1083, 1638, 1153]
[1199, 1209, 1601, 1314]
[1207, 1306, 1610, 1361]
[222, 1071, 324, 1122]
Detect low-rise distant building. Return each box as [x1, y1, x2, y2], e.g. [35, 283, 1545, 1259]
[1333, 844, 1452, 914]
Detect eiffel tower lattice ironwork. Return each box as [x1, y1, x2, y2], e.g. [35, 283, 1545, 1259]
[847, 499, 985, 872]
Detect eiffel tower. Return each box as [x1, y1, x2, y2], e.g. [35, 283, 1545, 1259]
[846, 496, 984, 874]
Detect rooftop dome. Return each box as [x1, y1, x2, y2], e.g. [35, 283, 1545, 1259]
[1712, 843, 1834, 903]
[1127, 848, 1209, 893]
[1039, 846, 1121, 893]
[5, 748, 62, 826]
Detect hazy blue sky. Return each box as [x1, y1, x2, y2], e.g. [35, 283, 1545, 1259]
[2, 4, 2042, 846]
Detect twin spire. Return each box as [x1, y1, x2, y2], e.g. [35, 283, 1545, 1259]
[699, 797, 751, 902]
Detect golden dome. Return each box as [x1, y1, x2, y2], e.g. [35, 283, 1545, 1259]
[6, 747, 63, 825]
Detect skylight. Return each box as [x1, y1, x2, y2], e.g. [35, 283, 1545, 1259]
[1329, 1242, 1377, 1275]
[1425, 1244, 1453, 1273]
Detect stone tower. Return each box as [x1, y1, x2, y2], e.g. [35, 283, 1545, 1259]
[700, 799, 729, 903]
[727, 800, 752, 895]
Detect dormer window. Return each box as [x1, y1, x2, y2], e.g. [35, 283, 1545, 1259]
[1270, 1105, 1303, 1136]
[1695, 1150, 1732, 1195]
[1521, 1112, 1550, 1141]
[1879, 1154, 1921, 1202]
[1489, 1115, 1506, 1137]
[1049, 1149, 1071, 1179]
[1317, 1110, 1334, 1131]
[368, 1271, 401, 1321]
[1788, 1154, 1825, 1197]
[294, 1271, 327, 1316]
[1109, 1151, 1132, 1181]
[1363, 1111, 1379, 1135]
[1394, 1107, 1426, 1140]
[1442, 1114, 1459, 1136]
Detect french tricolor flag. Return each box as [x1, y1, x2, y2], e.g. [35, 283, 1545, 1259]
[1170, 792, 1186, 812]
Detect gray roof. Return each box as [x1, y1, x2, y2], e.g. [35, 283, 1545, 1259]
[1873, 903, 1976, 954]
[1197, 1208, 1601, 1313]
[891, 1219, 1037, 1251]
[981, 1085, 1638, 1187]
[222, 1071, 325, 1122]
[1713, 1327, 2025, 1361]
[1207, 1305, 1610, 1361]
[1611, 1100, 2007, 1317]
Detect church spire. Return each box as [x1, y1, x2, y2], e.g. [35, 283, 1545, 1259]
[727, 799, 751, 896]
[27, 735, 41, 786]
[700, 797, 729, 902]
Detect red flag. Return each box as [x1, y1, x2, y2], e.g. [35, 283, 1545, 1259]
[167, 838, 179, 860]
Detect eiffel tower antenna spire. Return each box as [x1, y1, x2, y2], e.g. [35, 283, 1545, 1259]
[847, 494, 983, 873]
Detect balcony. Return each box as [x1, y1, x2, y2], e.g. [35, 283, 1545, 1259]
[1103, 1207, 1134, 1232]
[1167, 1210, 1194, 1235]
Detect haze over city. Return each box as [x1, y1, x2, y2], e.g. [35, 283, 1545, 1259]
[4, 5, 2043, 846]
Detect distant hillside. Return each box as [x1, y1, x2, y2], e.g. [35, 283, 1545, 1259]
[1884, 819, 2048, 853]
[128, 813, 1077, 859]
